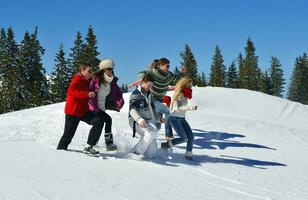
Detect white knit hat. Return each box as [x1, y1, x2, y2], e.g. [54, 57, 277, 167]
[99, 58, 115, 70]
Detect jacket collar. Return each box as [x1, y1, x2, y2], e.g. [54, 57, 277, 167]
[137, 86, 151, 97]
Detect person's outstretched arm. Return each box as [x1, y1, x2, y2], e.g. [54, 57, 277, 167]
[128, 79, 142, 89]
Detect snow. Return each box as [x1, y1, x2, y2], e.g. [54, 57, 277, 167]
[0, 87, 308, 200]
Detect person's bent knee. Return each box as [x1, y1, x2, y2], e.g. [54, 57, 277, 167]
[180, 135, 188, 143]
[144, 129, 156, 140]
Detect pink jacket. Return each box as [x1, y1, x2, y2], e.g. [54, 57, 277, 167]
[88, 77, 100, 112]
[88, 77, 125, 112]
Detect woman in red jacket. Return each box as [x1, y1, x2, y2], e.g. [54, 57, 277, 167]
[57, 64, 104, 154]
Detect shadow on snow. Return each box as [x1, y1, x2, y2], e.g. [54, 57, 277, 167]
[192, 129, 276, 150]
[150, 129, 286, 169]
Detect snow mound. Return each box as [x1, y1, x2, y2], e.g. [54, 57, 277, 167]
[0, 87, 308, 200]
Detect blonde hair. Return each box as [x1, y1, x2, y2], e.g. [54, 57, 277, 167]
[173, 77, 192, 102]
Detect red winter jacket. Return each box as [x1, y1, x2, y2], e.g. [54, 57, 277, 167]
[64, 73, 90, 117]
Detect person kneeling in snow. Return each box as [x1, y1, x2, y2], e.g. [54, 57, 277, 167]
[128, 74, 162, 158]
[161, 77, 198, 160]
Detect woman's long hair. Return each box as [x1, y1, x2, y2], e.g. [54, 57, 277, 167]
[172, 77, 192, 102]
[149, 59, 159, 70]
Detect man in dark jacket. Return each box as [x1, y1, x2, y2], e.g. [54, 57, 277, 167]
[128, 74, 161, 157]
[57, 63, 103, 154]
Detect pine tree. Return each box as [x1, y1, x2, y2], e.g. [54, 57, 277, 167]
[20, 27, 49, 107]
[288, 57, 301, 102]
[81, 26, 100, 70]
[19, 31, 34, 109]
[50, 43, 70, 103]
[180, 44, 198, 85]
[260, 71, 271, 94]
[0, 28, 7, 113]
[0, 27, 24, 112]
[209, 45, 226, 87]
[226, 61, 238, 88]
[269, 56, 285, 97]
[120, 83, 128, 93]
[256, 67, 264, 92]
[69, 31, 84, 76]
[195, 72, 206, 87]
[288, 53, 308, 104]
[195, 73, 201, 86]
[303, 54, 308, 104]
[304, 54, 308, 104]
[243, 38, 260, 91]
[174, 66, 180, 75]
[238, 53, 247, 88]
[0, 29, 5, 75]
[199, 72, 207, 87]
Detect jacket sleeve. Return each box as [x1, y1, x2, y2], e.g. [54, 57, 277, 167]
[168, 85, 175, 91]
[129, 79, 142, 88]
[89, 78, 100, 93]
[138, 70, 149, 79]
[168, 71, 179, 86]
[129, 97, 144, 124]
[129, 109, 144, 124]
[93, 79, 100, 93]
[169, 70, 187, 86]
[67, 77, 89, 100]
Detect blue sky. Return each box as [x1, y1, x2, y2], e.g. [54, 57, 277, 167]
[1, 0, 308, 91]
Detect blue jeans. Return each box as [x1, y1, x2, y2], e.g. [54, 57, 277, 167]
[169, 116, 194, 152]
[154, 100, 173, 137]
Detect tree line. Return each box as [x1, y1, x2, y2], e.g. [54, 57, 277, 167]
[0, 26, 307, 114]
[0, 26, 100, 114]
[182, 38, 308, 105]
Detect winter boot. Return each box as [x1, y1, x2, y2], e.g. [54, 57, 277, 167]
[106, 143, 117, 151]
[105, 133, 117, 151]
[161, 140, 173, 149]
[83, 145, 99, 154]
[184, 151, 193, 160]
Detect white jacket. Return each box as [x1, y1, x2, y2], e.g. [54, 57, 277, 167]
[170, 94, 195, 118]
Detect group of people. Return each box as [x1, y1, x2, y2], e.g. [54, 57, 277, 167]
[57, 57, 198, 160]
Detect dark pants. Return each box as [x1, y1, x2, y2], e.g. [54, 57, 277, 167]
[97, 110, 112, 133]
[57, 112, 104, 150]
[96, 110, 113, 144]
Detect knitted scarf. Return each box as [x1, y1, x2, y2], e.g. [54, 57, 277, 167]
[182, 87, 192, 99]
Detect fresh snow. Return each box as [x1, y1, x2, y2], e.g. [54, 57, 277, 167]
[0, 87, 308, 200]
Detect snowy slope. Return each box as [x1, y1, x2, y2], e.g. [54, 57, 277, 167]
[0, 87, 308, 200]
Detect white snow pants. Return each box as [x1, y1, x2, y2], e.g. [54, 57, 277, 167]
[134, 123, 158, 158]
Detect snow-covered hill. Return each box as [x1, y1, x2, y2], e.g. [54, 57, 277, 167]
[0, 87, 308, 200]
